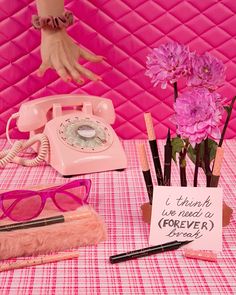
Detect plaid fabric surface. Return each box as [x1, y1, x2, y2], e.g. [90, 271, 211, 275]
[0, 139, 235, 295]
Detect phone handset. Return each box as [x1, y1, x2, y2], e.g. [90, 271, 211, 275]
[17, 95, 115, 132]
[0, 95, 117, 169]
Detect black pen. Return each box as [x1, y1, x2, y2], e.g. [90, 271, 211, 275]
[0, 211, 82, 232]
[137, 143, 154, 204]
[110, 240, 193, 264]
[144, 113, 164, 186]
[164, 129, 172, 186]
[0, 215, 65, 232]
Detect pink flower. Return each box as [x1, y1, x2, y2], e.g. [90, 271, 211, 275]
[188, 52, 226, 91]
[145, 41, 192, 89]
[173, 88, 223, 145]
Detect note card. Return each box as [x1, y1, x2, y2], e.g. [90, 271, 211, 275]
[149, 186, 223, 251]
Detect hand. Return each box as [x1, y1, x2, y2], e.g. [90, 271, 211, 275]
[37, 29, 103, 84]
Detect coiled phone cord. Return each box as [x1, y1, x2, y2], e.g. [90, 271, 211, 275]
[0, 113, 49, 168]
[0, 134, 49, 168]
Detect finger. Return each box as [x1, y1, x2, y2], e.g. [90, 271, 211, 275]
[50, 51, 71, 82]
[69, 68, 84, 85]
[37, 63, 49, 77]
[63, 62, 84, 85]
[75, 64, 102, 81]
[57, 67, 71, 83]
[79, 47, 104, 63]
[58, 45, 85, 84]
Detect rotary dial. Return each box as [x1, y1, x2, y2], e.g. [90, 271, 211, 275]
[58, 117, 113, 152]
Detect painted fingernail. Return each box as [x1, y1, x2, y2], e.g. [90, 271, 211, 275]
[37, 71, 43, 77]
[95, 75, 102, 81]
[66, 76, 72, 82]
[77, 79, 85, 85]
[98, 55, 106, 60]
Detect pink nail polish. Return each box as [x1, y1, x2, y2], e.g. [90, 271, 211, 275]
[77, 79, 84, 85]
[37, 72, 43, 77]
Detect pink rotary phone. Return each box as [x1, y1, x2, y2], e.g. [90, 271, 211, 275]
[15, 94, 127, 176]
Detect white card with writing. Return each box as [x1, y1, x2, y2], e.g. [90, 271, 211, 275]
[149, 186, 223, 251]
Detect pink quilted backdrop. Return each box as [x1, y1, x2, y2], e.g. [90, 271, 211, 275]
[0, 0, 236, 139]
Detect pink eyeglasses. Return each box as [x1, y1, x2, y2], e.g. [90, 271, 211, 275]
[0, 179, 91, 221]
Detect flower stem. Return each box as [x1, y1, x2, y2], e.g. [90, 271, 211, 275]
[219, 96, 236, 147]
[179, 141, 189, 187]
[173, 82, 178, 102]
[204, 138, 211, 187]
[179, 157, 187, 187]
[173, 81, 187, 186]
[194, 144, 200, 187]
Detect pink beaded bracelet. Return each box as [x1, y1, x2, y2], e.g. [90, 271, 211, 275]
[32, 10, 74, 30]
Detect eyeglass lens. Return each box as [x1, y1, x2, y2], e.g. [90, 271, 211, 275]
[2, 192, 42, 221]
[54, 185, 87, 211]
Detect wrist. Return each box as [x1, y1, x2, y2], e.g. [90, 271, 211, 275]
[41, 28, 66, 37]
[36, 0, 64, 17]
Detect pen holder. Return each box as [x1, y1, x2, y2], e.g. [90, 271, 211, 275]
[141, 201, 233, 227]
[0, 205, 107, 260]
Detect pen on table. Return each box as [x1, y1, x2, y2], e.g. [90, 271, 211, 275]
[136, 143, 153, 204]
[0, 211, 88, 232]
[0, 251, 80, 272]
[164, 129, 172, 186]
[110, 240, 193, 264]
[144, 113, 164, 186]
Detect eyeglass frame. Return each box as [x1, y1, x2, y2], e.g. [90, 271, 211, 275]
[0, 179, 91, 221]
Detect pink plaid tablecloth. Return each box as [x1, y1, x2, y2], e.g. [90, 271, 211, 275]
[0, 139, 235, 295]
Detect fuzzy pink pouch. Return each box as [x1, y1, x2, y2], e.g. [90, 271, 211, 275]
[0, 205, 107, 260]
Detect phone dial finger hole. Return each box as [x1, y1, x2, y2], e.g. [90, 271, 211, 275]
[77, 125, 96, 139]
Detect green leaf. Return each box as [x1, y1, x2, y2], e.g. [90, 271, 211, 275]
[224, 105, 231, 116]
[187, 144, 196, 164]
[187, 139, 218, 173]
[207, 138, 218, 163]
[171, 137, 184, 163]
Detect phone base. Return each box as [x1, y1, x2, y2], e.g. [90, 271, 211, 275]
[27, 95, 127, 176]
[44, 114, 127, 176]
[56, 159, 127, 176]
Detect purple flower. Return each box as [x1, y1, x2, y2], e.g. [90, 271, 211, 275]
[145, 41, 192, 89]
[188, 52, 226, 91]
[173, 88, 223, 145]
